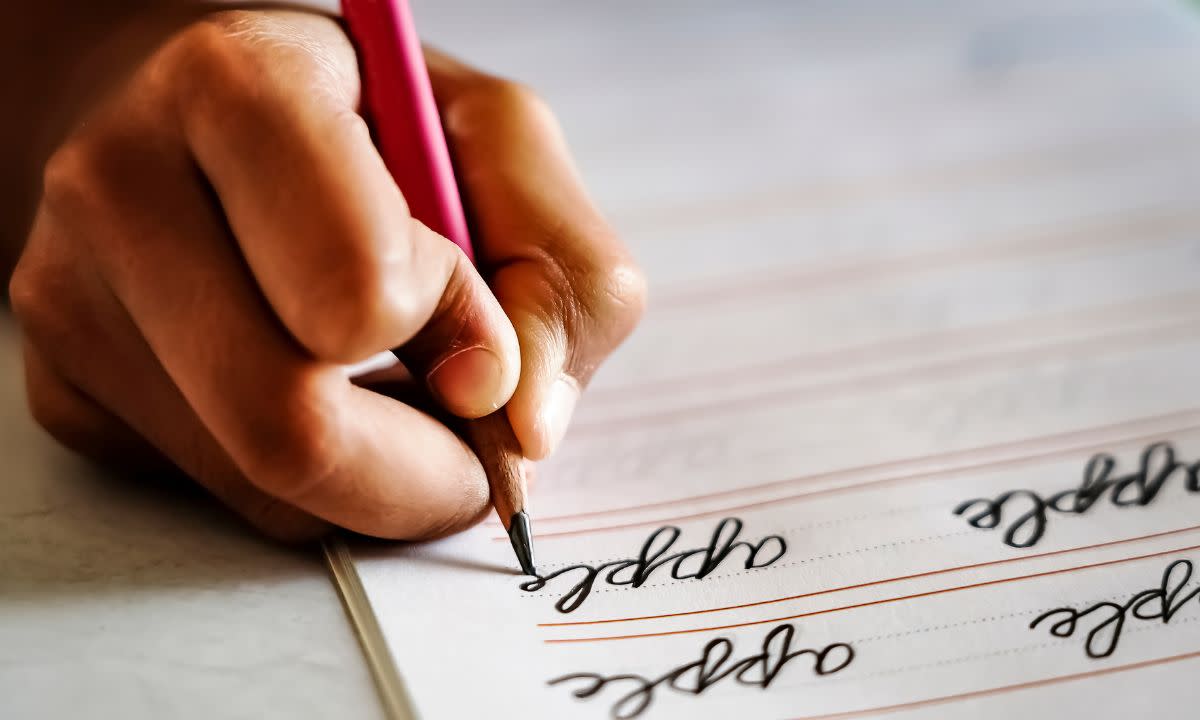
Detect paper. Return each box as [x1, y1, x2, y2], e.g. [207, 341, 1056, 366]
[348, 0, 1200, 716]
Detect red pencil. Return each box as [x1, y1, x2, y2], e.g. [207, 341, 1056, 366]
[339, 0, 535, 575]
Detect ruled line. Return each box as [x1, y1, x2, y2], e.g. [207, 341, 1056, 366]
[584, 290, 1200, 409]
[647, 203, 1198, 310]
[536, 523, 1200, 627]
[524, 408, 1200, 527]
[505, 421, 1200, 541]
[570, 317, 1200, 435]
[790, 649, 1200, 719]
[542, 542, 1200, 643]
[622, 123, 1200, 245]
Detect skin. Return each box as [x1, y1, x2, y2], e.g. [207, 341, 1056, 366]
[3, 9, 645, 542]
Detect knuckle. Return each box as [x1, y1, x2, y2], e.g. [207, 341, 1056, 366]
[8, 245, 68, 341]
[238, 373, 344, 503]
[290, 245, 391, 361]
[171, 13, 354, 127]
[171, 19, 270, 120]
[9, 213, 96, 353]
[289, 214, 444, 361]
[40, 142, 102, 220]
[176, 17, 247, 69]
[593, 254, 648, 330]
[563, 243, 648, 338]
[7, 257, 42, 327]
[445, 75, 559, 135]
[487, 78, 553, 121]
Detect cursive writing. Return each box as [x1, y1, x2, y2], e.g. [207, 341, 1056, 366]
[1030, 558, 1200, 658]
[954, 442, 1200, 548]
[548, 623, 854, 719]
[521, 518, 786, 613]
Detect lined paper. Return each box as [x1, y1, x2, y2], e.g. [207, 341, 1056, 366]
[348, 0, 1200, 716]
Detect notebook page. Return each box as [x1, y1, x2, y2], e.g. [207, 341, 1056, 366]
[349, 0, 1200, 717]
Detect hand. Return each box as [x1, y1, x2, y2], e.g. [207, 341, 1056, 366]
[8, 10, 645, 541]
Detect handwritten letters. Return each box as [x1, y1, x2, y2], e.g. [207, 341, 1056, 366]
[549, 623, 854, 719]
[521, 518, 786, 613]
[954, 442, 1200, 548]
[1030, 559, 1200, 658]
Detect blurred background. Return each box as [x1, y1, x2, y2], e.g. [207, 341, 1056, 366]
[416, 0, 1200, 284]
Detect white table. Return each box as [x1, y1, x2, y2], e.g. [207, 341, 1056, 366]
[0, 307, 382, 718]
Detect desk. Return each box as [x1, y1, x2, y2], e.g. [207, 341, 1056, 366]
[0, 308, 382, 717]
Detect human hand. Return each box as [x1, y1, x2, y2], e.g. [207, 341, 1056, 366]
[8, 10, 644, 541]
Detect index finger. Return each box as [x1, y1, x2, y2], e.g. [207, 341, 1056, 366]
[77, 93, 491, 540]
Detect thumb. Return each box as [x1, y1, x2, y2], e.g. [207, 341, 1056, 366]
[388, 239, 522, 419]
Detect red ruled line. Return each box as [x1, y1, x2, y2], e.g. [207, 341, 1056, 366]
[622, 125, 1197, 246]
[524, 408, 1200, 526]
[790, 649, 1200, 720]
[542, 542, 1200, 643]
[569, 318, 1200, 436]
[647, 203, 1195, 310]
[584, 291, 1200, 408]
[537, 523, 1200, 627]
[499, 421, 1200, 541]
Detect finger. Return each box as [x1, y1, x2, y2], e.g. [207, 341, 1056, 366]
[16, 283, 333, 544]
[22, 341, 164, 469]
[12, 232, 329, 542]
[427, 50, 647, 458]
[25, 340, 328, 541]
[56, 109, 491, 539]
[173, 12, 519, 416]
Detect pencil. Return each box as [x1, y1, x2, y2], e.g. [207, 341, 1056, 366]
[340, 0, 536, 575]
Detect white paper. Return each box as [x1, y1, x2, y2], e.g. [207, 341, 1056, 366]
[353, 0, 1200, 717]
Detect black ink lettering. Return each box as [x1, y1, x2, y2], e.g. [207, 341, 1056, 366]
[520, 518, 786, 614]
[548, 623, 853, 719]
[1030, 559, 1200, 658]
[955, 442, 1200, 548]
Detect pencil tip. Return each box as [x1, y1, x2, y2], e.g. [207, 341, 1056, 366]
[508, 510, 537, 576]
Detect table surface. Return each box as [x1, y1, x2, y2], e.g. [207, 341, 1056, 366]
[5, 0, 1200, 716]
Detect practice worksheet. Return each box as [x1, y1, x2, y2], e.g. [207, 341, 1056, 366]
[347, 0, 1200, 717]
